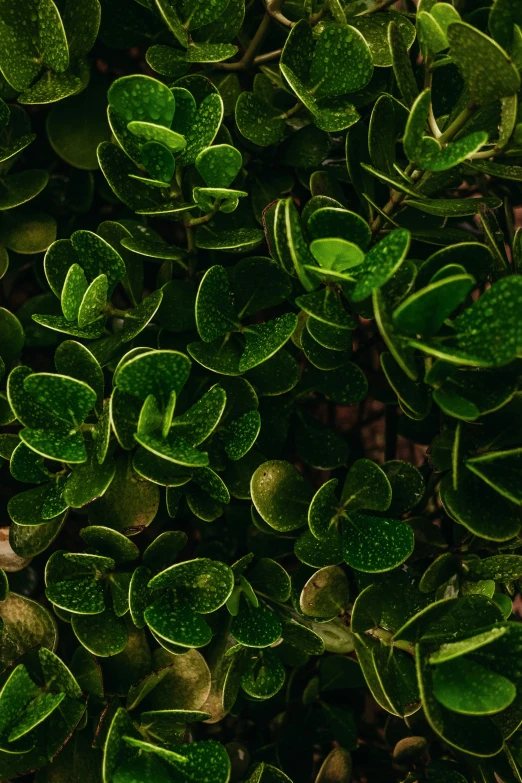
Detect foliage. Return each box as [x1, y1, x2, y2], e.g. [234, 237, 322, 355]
[0, 0, 522, 781]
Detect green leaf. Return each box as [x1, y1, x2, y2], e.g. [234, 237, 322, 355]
[23, 372, 95, 426]
[0, 170, 49, 210]
[0, 592, 57, 668]
[196, 265, 238, 341]
[432, 656, 516, 715]
[54, 340, 104, 410]
[341, 458, 392, 511]
[46, 85, 110, 170]
[415, 645, 504, 756]
[115, 349, 191, 405]
[274, 197, 317, 292]
[251, 460, 313, 532]
[309, 24, 373, 98]
[196, 144, 242, 188]
[393, 274, 475, 337]
[240, 314, 297, 372]
[300, 565, 349, 620]
[178, 93, 224, 166]
[448, 22, 521, 105]
[235, 92, 286, 147]
[108, 74, 175, 127]
[413, 276, 522, 367]
[0, 308, 24, 363]
[342, 513, 414, 572]
[388, 20, 418, 108]
[72, 608, 128, 657]
[80, 525, 139, 564]
[71, 229, 126, 292]
[308, 207, 371, 250]
[351, 229, 410, 302]
[352, 11, 416, 67]
[241, 648, 285, 700]
[231, 598, 282, 647]
[128, 120, 186, 151]
[233, 256, 292, 319]
[248, 558, 291, 602]
[77, 273, 107, 328]
[465, 448, 522, 505]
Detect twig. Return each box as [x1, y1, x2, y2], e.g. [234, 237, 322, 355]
[356, 0, 398, 16]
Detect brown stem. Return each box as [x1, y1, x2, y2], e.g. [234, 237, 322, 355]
[213, 10, 272, 70]
[356, 0, 398, 16]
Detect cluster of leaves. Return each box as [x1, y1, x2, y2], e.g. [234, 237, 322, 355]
[2, 0, 522, 781]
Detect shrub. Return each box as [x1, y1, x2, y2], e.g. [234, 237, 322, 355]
[0, 0, 522, 781]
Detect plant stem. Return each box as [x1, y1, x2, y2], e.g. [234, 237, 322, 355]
[438, 102, 475, 144]
[371, 102, 477, 234]
[356, 0, 398, 16]
[265, 0, 294, 28]
[213, 7, 272, 70]
[184, 206, 219, 228]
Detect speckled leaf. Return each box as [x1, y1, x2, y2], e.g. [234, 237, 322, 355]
[61, 263, 88, 322]
[0, 592, 57, 667]
[148, 558, 233, 611]
[97, 142, 163, 211]
[352, 11, 416, 67]
[241, 648, 285, 700]
[115, 349, 191, 404]
[308, 207, 371, 250]
[300, 565, 350, 619]
[195, 224, 264, 251]
[108, 75, 175, 127]
[178, 93, 224, 166]
[240, 314, 297, 372]
[415, 646, 504, 756]
[342, 513, 414, 572]
[310, 24, 373, 98]
[196, 265, 238, 342]
[33, 312, 106, 340]
[231, 598, 282, 647]
[72, 607, 128, 657]
[144, 595, 213, 648]
[54, 340, 104, 410]
[20, 426, 87, 463]
[235, 92, 286, 147]
[432, 656, 516, 715]
[77, 273, 108, 327]
[196, 144, 242, 188]
[123, 738, 231, 783]
[388, 20, 418, 108]
[136, 431, 208, 468]
[251, 460, 313, 532]
[295, 527, 343, 568]
[8, 691, 65, 742]
[71, 230, 125, 292]
[222, 410, 261, 460]
[127, 120, 186, 152]
[64, 452, 115, 508]
[275, 197, 317, 291]
[296, 289, 355, 329]
[80, 525, 139, 564]
[23, 372, 95, 426]
[19, 59, 90, 105]
[351, 228, 410, 302]
[172, 386, 226, 445]
[140, 141, 175, 185]
[46, 576, 105, 615]
[448, 22, 520, 105]
[341, 458, 392, 511]
[405, 196, 501, 217]
[248, 558, 291, 602]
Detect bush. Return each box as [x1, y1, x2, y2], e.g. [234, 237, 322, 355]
[0, 0, 522, 780]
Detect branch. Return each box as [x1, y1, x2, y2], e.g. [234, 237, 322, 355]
[356, 0, 398, 17]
